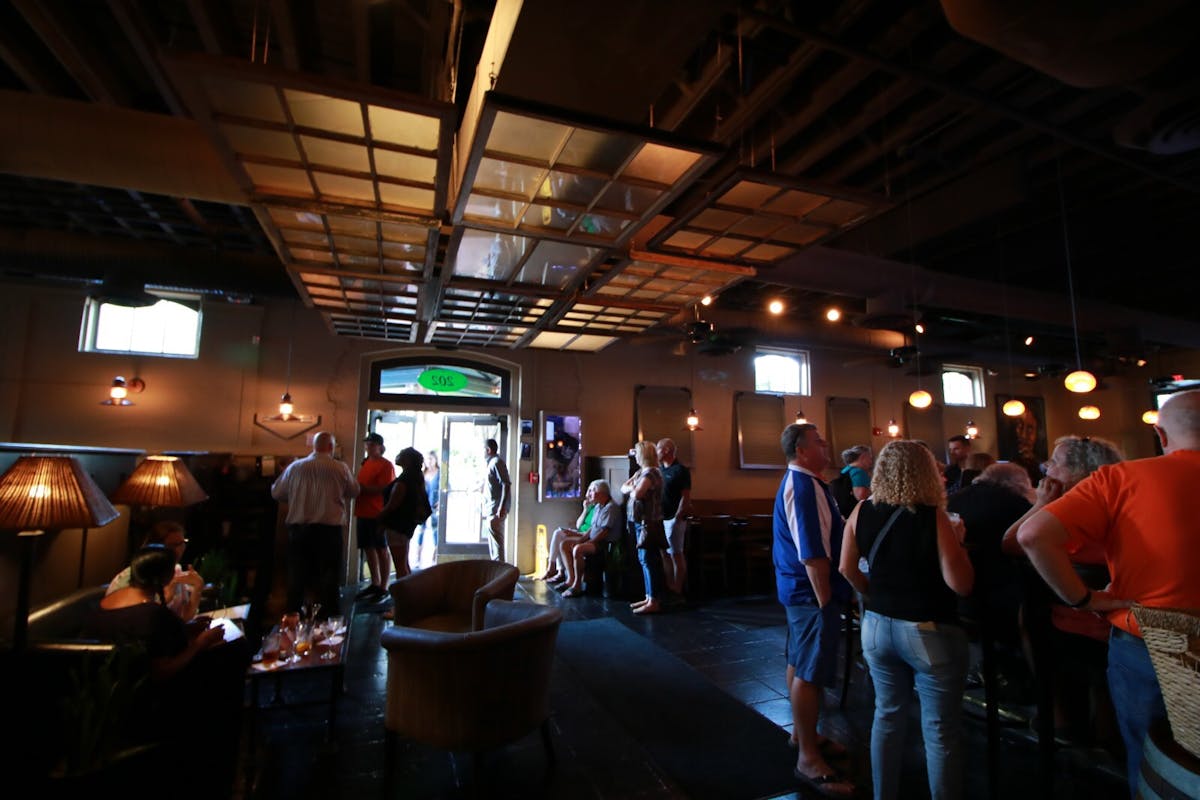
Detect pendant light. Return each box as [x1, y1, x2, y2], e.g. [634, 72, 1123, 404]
[1142, 410, 1159, 425]
[965, 420, 979, 439]
[1078, 405, 1101, 420]
[908, 389, 932, 409]
[1056, 158, 1096, 395]
[886, 419, 900, 438]
[253, 302, 322, 440]
[794, 409, 808, 425]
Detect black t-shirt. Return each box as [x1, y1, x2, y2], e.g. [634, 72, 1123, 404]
[856, 501, 958, 624]
[84, 602, 188, 659]
[660, 461, 691, 518]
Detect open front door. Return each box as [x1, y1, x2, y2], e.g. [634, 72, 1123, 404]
[439, 414, 506, 558]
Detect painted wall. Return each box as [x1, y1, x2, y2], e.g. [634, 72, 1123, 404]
[0, 281, 1167, 594]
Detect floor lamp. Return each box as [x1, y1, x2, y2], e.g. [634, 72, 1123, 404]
[0, 455, 118, 651]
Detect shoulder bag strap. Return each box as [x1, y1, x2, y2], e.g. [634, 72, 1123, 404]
[865, 506, 906, 571]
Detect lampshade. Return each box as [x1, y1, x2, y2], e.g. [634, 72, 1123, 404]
[1064, 370, 1097, 393]
[908, 389, 933, 409]
[0, 455, 118, 531]
[1002, 399, 1026, 417]
[111, 455, 208, 507]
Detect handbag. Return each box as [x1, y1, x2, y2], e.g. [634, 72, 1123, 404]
[635, 520, 668, 550]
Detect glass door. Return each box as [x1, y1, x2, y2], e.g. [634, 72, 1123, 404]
[440, 415, 506, 557]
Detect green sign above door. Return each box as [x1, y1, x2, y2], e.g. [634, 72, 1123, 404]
[417, 368, 469, 393]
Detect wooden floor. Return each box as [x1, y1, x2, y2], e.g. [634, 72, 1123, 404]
[235, 577, 1130, 799]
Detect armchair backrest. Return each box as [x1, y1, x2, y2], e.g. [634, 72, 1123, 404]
[389, 559, 519, 631]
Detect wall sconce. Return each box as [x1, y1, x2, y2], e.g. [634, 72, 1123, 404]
[965, 420, 979, 439]
[886, 419, 900, 438]
[100, 376, 144, 406]
[1142, 410, 1159, 425]
[1078, 405, 1101, 420]
[685, 408, 702, 431]
[1002, 398, 1026, 417]
[908, 389, 932, 409]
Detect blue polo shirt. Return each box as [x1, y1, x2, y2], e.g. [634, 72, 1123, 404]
[773, 465, 851, 607]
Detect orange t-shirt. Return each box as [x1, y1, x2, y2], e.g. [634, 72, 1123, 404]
[1044, 449, 1200, 636]
[355, 457, 395, 518]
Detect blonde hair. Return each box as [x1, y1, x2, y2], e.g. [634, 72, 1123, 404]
[870, 440, 946, 509]
[633, 440, 659, 469]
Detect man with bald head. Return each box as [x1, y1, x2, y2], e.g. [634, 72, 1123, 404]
[1018, 390, 1200, 794]
[272, 432, 360, 614]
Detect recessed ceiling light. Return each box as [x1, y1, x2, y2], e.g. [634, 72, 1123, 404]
[914, 322, 925, 334]
[1024, 336, 1034, 346]
[700, 295, 713, 306]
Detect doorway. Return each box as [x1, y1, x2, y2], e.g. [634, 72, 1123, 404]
[368, 409, 507, 566]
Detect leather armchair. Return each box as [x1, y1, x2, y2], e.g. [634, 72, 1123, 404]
[380, 599, 563, 781]
[387, 559, 519, 632]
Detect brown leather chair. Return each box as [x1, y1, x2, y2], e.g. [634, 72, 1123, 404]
[380, 599, 563, 783]
[387, 559, 519, 632]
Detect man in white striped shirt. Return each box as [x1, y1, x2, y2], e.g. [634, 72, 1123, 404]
[271, 432, 360, 614]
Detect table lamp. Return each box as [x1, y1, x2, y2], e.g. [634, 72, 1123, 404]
[0, 455, 118, 651]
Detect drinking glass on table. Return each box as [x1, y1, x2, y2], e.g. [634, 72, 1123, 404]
[320, 616, 345, 660]
[294, 620, 314, 659]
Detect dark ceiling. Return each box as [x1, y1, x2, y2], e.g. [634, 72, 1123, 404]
[1, 0, 1198, 370]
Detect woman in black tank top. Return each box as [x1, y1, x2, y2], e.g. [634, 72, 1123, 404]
[837, 440, 974, 800]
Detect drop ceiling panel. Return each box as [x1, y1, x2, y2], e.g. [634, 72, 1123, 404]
[648, 170, 889, 265]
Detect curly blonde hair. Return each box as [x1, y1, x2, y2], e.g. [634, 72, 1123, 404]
[632, 440, 659, 469]
[870, 440, 946, 509]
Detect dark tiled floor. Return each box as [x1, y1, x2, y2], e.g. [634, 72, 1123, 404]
[236, 579, 1129, 799]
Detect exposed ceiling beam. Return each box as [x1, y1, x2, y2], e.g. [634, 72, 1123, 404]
[0, 19, 65, 94]
[107, 0, 185, 115]
[12, 0, 130, 106]
[186, 0, 232, 55]
[747, 9, 1200, 196]
[351, 0, 370, 82]
[0, 90, 243, 204]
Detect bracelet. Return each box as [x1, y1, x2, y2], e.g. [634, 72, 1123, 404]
[1066, 589, 1092, 609]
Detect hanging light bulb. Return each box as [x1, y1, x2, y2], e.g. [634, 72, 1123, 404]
[965, 420, 979, 439]
[1078, 405, 1101, 420]
[1142, 410, 1159, 425]
[886, 419, 900, 437]
[768, 299, 785, 315]
[685, 408, 702, 431]
[278, 392, 295, 420]
[825, 307, 841, 322]
[795, 409, 807, 425]
[909, 389, 932, 409]
[1003, 398, 1026, 417]
[1064, 369, 1097, 393]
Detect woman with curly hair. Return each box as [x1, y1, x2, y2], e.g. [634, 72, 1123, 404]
[839, 440, 974, 800]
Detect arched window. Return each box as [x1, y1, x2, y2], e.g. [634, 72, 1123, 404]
[369, 357, 511, 407]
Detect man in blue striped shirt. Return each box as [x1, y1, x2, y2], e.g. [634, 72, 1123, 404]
[773, 423, 854, 796]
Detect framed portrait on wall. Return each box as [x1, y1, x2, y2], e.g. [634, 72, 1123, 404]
[995, 394, 1048, 486]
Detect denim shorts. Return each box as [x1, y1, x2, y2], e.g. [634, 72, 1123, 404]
[785, 602, 844, 686]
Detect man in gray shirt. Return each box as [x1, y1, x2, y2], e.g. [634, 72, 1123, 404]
[271, 432, 360, 613]
[483, 438, 511, 562]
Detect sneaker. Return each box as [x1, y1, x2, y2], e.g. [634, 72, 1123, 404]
[354, 585, 378, 600]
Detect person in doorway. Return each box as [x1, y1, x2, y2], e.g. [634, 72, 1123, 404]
[354, 432, 394, 601]
[378, 447, 429, 586]
[773, 423, 854, 798]
[414, 450, 440, 568]
[271, 432, 360, 615]
[656, 438, 692, 597]
[482, 438, 511, 562]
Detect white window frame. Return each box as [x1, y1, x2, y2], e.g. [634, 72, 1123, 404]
[754, 347, 811, 396]
[941, 364, 986, 407]
[79, 290, 203, 359]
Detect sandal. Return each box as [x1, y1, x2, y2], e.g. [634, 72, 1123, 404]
[561, 588, 582, 598]
[792, 767, 854, 798]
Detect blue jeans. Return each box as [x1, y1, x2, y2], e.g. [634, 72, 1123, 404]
[861, 611, 968, 800]
[636, 525, 665, 599]
[1108, 628, 1168, 797]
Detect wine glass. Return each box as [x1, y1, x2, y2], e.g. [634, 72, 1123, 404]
[320, 615, 345, 660]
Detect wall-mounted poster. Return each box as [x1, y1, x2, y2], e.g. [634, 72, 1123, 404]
[995, 394, 1048, 487]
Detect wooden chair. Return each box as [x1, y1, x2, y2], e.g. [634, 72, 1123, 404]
[381, 599, 563, 786]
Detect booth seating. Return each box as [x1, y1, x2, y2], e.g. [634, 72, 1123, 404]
[387, 559, 519, 632]
[381, 599, 563, 785]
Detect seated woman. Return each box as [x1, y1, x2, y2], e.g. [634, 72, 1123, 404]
[539, 480, 601, 584]
[559, 481, 622, 597]
[106, 521, 204, 621]
[86, 545, 248, 796]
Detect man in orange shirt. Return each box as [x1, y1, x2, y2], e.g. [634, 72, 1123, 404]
[355, 433, 395, 600]
[1018, 389, 1200, 795]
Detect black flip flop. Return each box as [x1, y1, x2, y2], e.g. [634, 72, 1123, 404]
[793, 767, 854, 798]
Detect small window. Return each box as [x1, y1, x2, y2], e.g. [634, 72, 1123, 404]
[942, 364, 985, 406]
[754, 347, 810, 396]
[79, 292, 202, 358]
